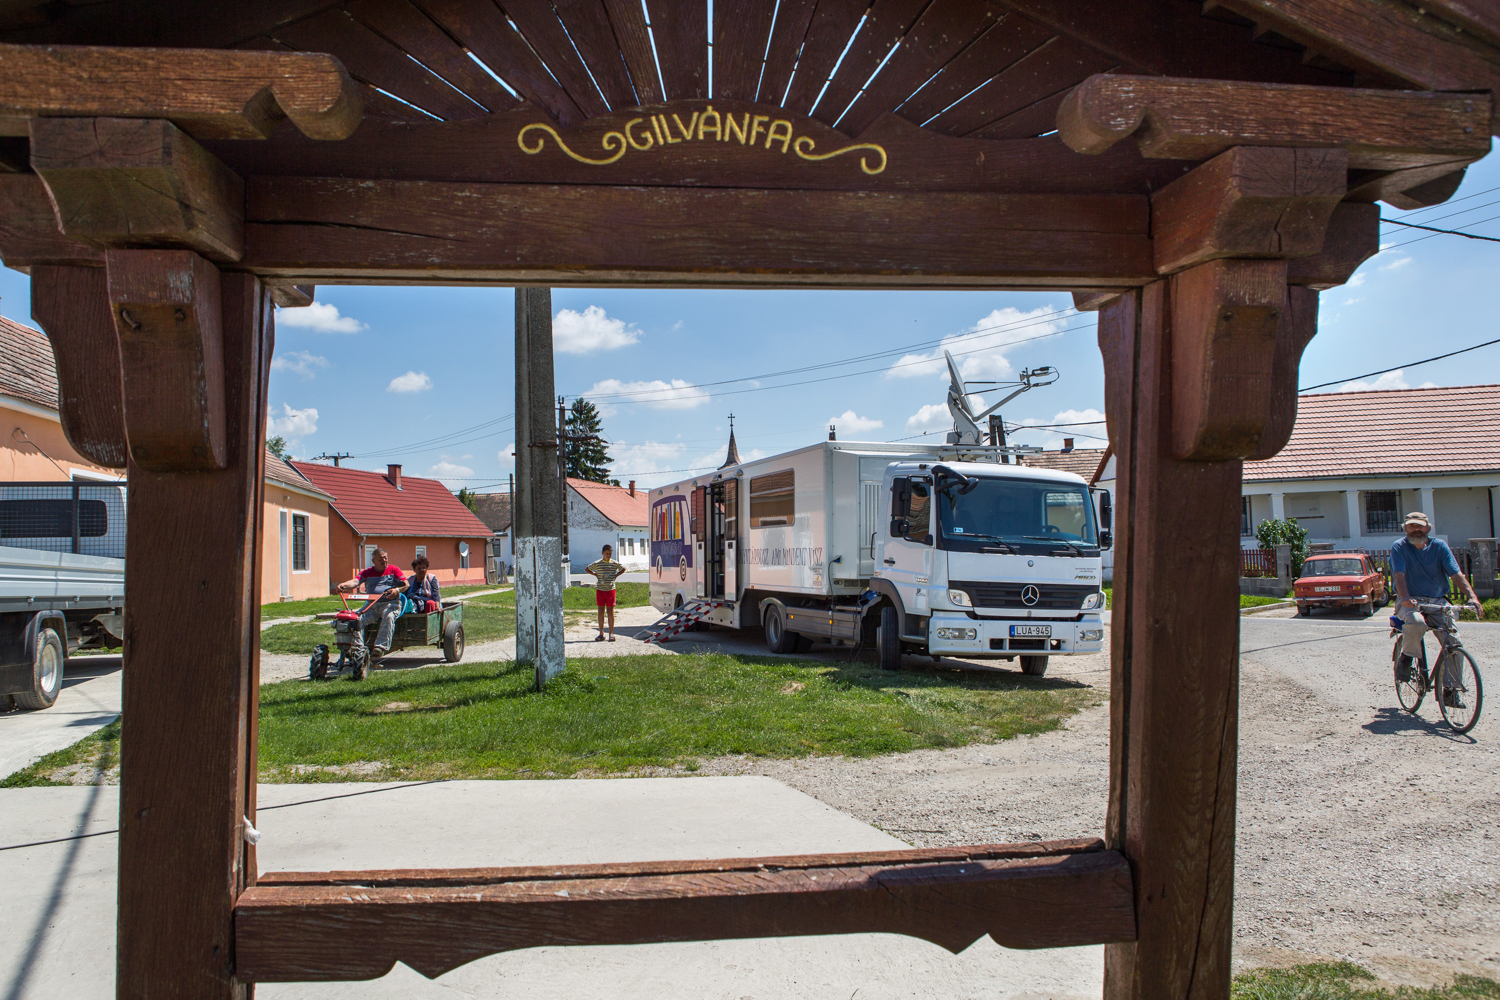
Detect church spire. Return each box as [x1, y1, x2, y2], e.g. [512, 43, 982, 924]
[719, 414, 741, 469]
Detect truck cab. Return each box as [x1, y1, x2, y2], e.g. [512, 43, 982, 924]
[871, 460, 1107, 675]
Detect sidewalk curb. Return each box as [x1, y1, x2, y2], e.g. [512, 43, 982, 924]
[1242, 600, 1295, 616]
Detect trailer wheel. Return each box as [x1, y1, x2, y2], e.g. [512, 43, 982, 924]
[442, 621, 465, 662]
[16, 627, 65, 710]
[876, 606, 901, 671]
[1020, 655, 1049, 677]
[764, 605, 799, 654]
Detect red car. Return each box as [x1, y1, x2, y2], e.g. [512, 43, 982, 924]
[1294, 554, 1389, 616]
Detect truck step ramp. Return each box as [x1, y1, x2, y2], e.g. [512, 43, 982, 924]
[639, 600, 730, 645]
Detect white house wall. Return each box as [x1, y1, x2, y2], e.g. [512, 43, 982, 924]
[1242, 474, 1497, 550]
[566, 488, 649, 572]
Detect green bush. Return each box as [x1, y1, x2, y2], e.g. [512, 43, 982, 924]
[1255, 517, 1310, 576]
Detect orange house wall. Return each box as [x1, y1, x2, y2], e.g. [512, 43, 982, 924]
[259, 490, 331, 605]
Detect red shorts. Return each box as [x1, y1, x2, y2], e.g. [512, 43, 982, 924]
[595, 588, 616, 607]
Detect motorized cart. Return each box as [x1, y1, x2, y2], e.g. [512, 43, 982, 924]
[309, 597, 465, 680]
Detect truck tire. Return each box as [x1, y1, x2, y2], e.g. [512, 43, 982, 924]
[764, 605, 799, 654]
[877, 606, 902, 672]
[16, 627, 65, 710]
[1020, 655, 1049, 677]
[442, 621, 465, 662]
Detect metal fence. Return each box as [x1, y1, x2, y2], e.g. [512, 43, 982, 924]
[0, 481, 127, 559]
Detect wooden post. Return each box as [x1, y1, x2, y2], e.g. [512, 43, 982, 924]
[112, 251, 271, 999]
[513, 287, 564, 687]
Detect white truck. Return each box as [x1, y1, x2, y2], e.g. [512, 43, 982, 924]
[648, 356, 1110, 674]
[0, 482, 126, 710]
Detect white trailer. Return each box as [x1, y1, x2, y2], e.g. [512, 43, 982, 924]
[648, 360, 1114, 679]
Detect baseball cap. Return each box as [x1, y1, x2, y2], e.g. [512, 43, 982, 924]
[1402, 511, 1431, 530]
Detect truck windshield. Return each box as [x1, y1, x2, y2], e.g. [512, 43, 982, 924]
[936, 477, 1097, 547]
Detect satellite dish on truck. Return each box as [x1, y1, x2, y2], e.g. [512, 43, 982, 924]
[943, 349, 1057, 446]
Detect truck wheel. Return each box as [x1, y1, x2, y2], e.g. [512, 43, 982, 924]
[764, 605, 799, 654]
[16, 627, 65, 710]
[1020, 655, 1049, 677]
[442, 621, 465, 662]
[877, 606, 902, 672]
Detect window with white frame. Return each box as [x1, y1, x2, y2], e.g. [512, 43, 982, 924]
[291, 514, 309, 572]
[415, 544, 426, 560]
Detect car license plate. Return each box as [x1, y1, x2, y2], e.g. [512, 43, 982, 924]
[1010, 625, 1052, 637]
[1315, 586, 1339, 593]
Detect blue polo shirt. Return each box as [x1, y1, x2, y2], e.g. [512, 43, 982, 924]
[1391, 536, 1460, 599]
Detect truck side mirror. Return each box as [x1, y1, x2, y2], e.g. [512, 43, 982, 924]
[1098, 490, 1112, 531]
[1100, 529, 1113, 550]
[890, 517, 909, 538]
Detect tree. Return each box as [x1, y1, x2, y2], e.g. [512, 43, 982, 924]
[1255, 517, 1309, 576]
[267, 435, 288, 459]
[565, 398, 618, 485]
[456, 487, 477, 511]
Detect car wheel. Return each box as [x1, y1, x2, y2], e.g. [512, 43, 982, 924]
[876, 606, 901, 671]
[15, 627, 65, 710]
[1020, 655, 1049, 677]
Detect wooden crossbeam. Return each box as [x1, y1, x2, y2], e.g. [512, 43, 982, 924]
[0, 42, 363, 140]
[1057, 74, 1491, 168]
[235, 840, 1136, 983]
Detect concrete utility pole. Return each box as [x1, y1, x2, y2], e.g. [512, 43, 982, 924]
[514, 287, 564, 688]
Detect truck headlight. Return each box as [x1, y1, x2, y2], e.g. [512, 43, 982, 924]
[1080, 629, 1103, 641]
[1081, 591, 1102, 610]
[948, 589, 972, 607]
[935, 627, 977, 640]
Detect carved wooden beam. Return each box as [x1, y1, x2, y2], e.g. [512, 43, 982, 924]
[30, 264, 128, 468]
[268, 283, 315, 308]
[106, 249, 227, 471]
[0, 42, 363, 140]
[30, 117, 245, 263]
[1073, 289, 1124, 311]
[1169, 258, 1288, 461]
[1056, 75, 1491, 169]
[1252, 284, 1320, 462]
[235, 841, 1136, 983]
[0, 173, 104, 269]
[1285, 201, 1380, 289]
[1151, 146, 1346, 274]
[1347, 160, 1476, 208]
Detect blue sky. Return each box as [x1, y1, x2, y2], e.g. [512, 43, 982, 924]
[3, 141, 1497, 492]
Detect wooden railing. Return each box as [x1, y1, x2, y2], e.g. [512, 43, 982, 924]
[1240, 548, 1276, 577]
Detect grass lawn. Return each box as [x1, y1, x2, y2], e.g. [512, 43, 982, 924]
[259, 582, 654, 655]
[1103, 585, 1289, 610]
[2, 718, 119, 787]
[253, 651, 1099, 782]
[1232, 962, 1499, 999]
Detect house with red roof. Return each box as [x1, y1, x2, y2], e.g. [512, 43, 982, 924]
[567, 478, 649, 572]
[291, 461, 494, 590]
[1243, 385, 1500, 551]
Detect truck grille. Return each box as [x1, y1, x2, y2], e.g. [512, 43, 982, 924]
[950, 581, 1097, 610]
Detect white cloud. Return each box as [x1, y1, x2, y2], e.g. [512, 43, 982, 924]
[1347, 272, 1367, 288]
[387, 370, 433, 394]
[1379, 256, 1413, 271]
[426, 460, 474, 488]
[270, 350, 330, 378]
[1337, 369, 1421, 393]
[267, 403, 318, 442]
[275, 302, 366, 333]
[583, 378, 709, 415]
[1009, 408, 1108, 450]
[497, 443, 516, 469]
[884, 306, 1064, 384]
[1342, 297, 1363, 306]
[608, 441, 687, 487]
[553, 305, 641, 354]
[905, 403, 950, 434]
[827, 409, 883, 435]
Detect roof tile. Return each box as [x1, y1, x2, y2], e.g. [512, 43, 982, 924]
[291, 462, 492, 537]
[569, 478, 648, 527]
[0, 315, 59, 412]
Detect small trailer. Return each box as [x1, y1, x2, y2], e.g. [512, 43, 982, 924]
[648, 355, 1109, 674]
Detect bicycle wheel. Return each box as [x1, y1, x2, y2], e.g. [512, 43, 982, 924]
[1393, 635, 1424, 713]
[1437, 647, 1482, 734]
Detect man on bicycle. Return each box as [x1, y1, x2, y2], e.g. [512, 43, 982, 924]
[1392, 511, 1482, 704]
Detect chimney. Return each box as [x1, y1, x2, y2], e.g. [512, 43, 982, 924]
[387, 463, 402, 489]
[628, 480, 636, 497]
[1062, 438, 1075, 453]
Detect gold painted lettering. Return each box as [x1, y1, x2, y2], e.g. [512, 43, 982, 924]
[659, 114, 682, 143]
[651, 115, 665, 145]
[697, 104, 721, 141]
[672, 111, 699, 141]
[724, 112, 749, 144]
[765, 119, 793, 153]
[749, 114, 770, 147]
[625, 117, 654, 151]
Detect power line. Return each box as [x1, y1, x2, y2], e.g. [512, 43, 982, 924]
[1380, 217, 1500, 243]
[1299, 336, 1500, 392]
[1380, 211, 1500, 250]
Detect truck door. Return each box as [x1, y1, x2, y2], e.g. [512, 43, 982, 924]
[723, 479, 738, 598]
[885, 477, 933, 614]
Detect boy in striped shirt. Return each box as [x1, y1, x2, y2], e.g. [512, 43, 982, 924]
[586, 544, 627, 642]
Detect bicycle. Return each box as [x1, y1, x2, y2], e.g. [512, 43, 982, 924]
[1391, 601, 1483, 734]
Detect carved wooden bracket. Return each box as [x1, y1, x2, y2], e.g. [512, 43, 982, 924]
[0, 173, 105, 269]
[106, 249, 227, 471]
[1151, 146, 1346, 275]
[30, 117, 245, 263]
[1252, 285, 1319, 462]
[1057, 74, 1490, 169]
[1285, 202, 1380, 290]
[236, 840, 1135, 983]
[1170, 258, 1287, 461]
[268, 284, 315, 308]
[0, 43, 363, 140]
[30, 264, 128, 468]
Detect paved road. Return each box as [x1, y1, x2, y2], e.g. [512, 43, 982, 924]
[0, 656, 121, 780]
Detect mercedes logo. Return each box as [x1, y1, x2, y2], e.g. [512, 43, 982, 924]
[1021, 585, 1040, 606]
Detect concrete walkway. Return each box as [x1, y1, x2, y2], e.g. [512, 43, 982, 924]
[0, 657, 121, 780]
[0, 777, 1104, 999]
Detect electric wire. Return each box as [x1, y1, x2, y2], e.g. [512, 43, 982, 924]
[1299, 336, 1500, 392]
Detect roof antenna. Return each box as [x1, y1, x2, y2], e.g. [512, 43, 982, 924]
[312, 451, 350, 467]
[943, 349, 1057, 447]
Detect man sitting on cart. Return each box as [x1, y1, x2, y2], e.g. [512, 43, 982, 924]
[337, 548, 410, 661]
